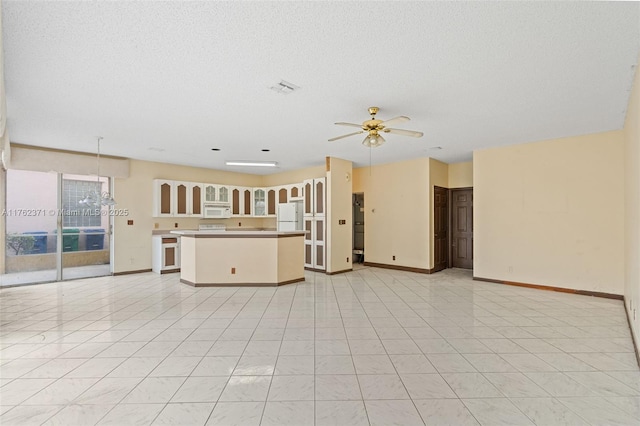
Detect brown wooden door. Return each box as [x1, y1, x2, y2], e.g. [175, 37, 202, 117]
[433, 186, 449, 272]
[451, 188, 473, 269]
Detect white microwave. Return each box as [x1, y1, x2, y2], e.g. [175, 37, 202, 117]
[203, 204, 231, 218]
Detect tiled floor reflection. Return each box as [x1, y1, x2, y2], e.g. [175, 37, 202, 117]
[0, 267, 638, 425]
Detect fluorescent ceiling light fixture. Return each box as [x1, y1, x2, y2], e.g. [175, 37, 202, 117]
[225, 160, 278, 167]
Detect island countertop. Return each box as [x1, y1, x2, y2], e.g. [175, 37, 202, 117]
[171, 230, 305, 238]
[174, 230, 305, 287]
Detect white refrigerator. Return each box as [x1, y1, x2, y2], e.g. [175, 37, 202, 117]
[277, 202, 303, 231]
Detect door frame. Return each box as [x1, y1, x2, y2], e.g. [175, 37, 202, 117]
[433, 185, 449, 273]
[3, 170, 114, 285]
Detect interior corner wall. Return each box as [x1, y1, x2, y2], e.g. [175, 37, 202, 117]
[353, 157, 431, 270]
[624, 55, 640, 352]
[113, 159, 264, 274]
[448, 161, 473, 188]
[429, 158, 449, 269]
[474, 130, 625, 295]
[260, 165, 326, 187]
[326, 157, 352, 273]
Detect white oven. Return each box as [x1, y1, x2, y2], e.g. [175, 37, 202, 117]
[203, 203, 231, 218]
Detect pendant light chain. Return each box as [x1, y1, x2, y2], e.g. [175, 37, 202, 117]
[96, 136, 102, 186]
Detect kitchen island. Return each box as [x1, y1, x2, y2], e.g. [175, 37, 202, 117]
[171, 230, 306, 287]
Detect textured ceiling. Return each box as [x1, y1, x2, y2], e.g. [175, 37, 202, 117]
[3, 1, 639, 174]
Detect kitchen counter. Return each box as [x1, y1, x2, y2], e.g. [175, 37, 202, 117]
[172, 230, 305, 287]
[171, 230, 304, 237]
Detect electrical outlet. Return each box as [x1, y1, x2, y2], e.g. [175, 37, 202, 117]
[231, 267, 236, 274]
[174, 223, 178, 228]
[127, 220, 134, 225]
[238, 222, 242, 227]
[393, 255, 396, 261]
[347, 257, 349, 263]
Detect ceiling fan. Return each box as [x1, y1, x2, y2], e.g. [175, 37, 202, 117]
[329, 106, 424, 147]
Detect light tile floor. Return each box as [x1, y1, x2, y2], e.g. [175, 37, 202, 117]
[0, 264, 111, 288]
[0, 267, 639, 425]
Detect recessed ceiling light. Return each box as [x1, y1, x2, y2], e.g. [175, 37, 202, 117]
[225, 160, 278, 167]
[261, 149, 270, 152]
[211, 148, 221, 151]
[269, 80, 300, 95]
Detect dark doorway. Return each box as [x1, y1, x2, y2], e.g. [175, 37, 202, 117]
[433, 186, 449, 272]
[353, 193, 365, 263]
[451, 188, 473, 269]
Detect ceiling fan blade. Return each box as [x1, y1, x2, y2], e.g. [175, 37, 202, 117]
[381, 116, 410, 126]
[335, 122, 364, 128]
[385, 128, 424, 138]
[328, 130, 364, 142]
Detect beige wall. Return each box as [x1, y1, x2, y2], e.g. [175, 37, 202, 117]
[326, 157, 353, 273]
[624, 56, 640, 351]
[10, 145, 129, 178]
[261, 165, 325, 187]
[474, 130, 625, 295]
[448, 161, 473, 188]
[353, 157, 431, 270]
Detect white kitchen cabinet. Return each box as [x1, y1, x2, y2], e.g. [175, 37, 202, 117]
[174, 181, 190, 217]
[152, 235, 180, 273]
[204, 184, 230, 204]
[153, 179, 200, 217]
[253, 188, 266, 216]
[231, 186, 252, 216]
[289, 183, 303, 201]
[303, 178, 325, 217]
[154, 179, 307, 218]
[190, 183, 203, 217]
[277, 186, 289, 204]
[218, 186, 230, 203]
[304, 216, 326, 270]
[303, 177, 326, 270]
[231, 187, 242, 216]
[266, 188, 277, 216]
[153, 179, 175, 217]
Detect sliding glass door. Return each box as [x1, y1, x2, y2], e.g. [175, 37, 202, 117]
[1, 169, 112, 286]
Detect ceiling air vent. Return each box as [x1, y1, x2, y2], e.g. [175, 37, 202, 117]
[270, 80, 300, 95]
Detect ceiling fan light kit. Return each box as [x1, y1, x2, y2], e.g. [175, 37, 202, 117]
[362, 131, 385, 147]
[329, 106, 423, 147]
